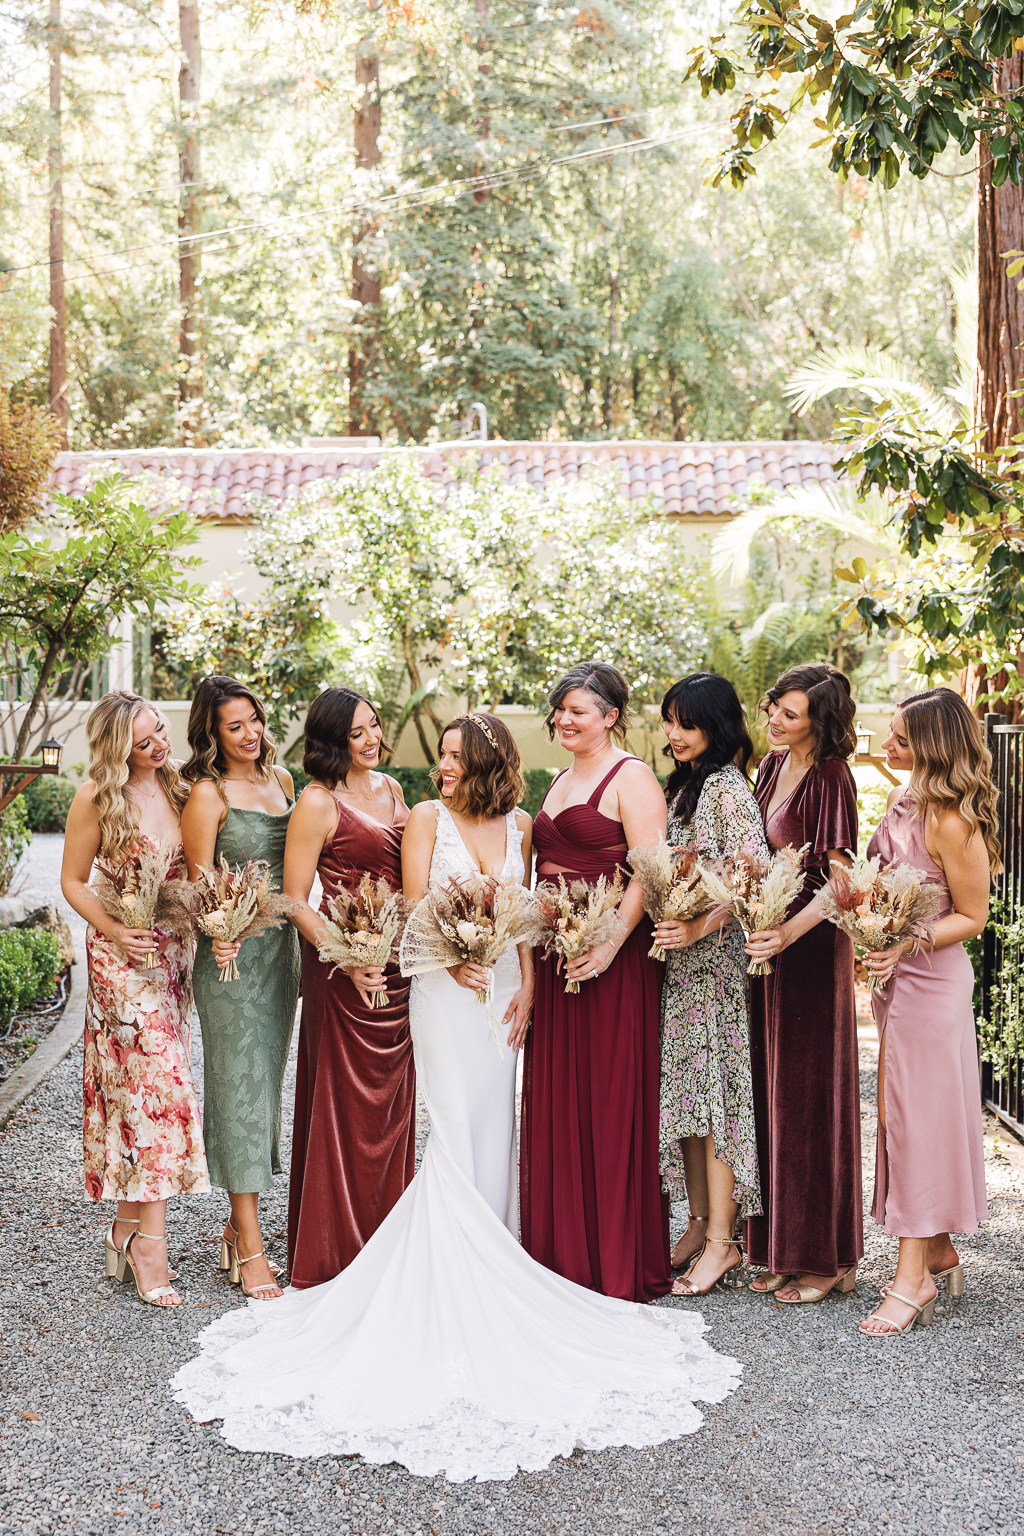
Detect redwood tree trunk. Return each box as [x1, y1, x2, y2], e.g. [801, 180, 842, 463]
[975, 52, 1024, 456]
[48, 0, 67, 449]
[348, 38, 381, 436]
[178, 1, 202, 445]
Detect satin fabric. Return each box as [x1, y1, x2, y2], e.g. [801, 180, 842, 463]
[744, 752, 864, 1277]
[868, 797, 987, 1237]
[520, 758, 670, 1304]
[287, 793, 415, 1288]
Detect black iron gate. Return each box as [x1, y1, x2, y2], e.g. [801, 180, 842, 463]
[980, 715, 1024, 1135]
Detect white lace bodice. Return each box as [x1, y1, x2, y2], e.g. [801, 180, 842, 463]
[428, 802, 524, 887]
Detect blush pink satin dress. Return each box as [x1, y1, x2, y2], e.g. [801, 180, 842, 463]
[867, 796, 988, 1237]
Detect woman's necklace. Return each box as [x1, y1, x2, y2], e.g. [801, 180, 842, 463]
[128, 776, 161, 802]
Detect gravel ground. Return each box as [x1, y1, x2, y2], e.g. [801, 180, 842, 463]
[2, 838, 1023, 1535]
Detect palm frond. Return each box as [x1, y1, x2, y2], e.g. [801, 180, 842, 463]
[784, 345, 961, 436]
[710, 483, 901, 586]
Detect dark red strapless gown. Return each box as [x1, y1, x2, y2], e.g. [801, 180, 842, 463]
[287, 794, 416, 1289]
[520, 758, 670, 1303]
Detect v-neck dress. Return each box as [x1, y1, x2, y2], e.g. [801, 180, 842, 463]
[520, 758, 670, 1304]
[744, 751, 863, 1278]
[193, 793, 301, 1194]
[287, 790, 415, 1289]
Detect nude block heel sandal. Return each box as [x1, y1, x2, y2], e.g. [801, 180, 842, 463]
[123, 1231, 181, 1307]
[103, 1218, 137, 1280]
[860, 1291, 936, 1337]
[934, 1262, 965, 1298]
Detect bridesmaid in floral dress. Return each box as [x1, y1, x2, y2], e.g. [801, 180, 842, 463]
[653, 673, 767, 1295]
[61, 692, 209, 1308]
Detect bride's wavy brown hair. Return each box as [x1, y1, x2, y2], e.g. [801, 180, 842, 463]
[900, 688, 1001, 873]
[86, 691, 189, 861]
[431, 714, 524, 818]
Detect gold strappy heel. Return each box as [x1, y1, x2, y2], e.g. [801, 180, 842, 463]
[222, 1222, 282, 1281]
[775, 1265, 858, 1306]
[104, 1217, 137, 1279]
[671, 1235, 745, 1296]
[123, 1231, 181, 1307]
[235, 1247, 283, 1300]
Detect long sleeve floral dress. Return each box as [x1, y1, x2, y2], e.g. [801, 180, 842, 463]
[83, 839, 209, 1204]
[658, 764, 767, 1220]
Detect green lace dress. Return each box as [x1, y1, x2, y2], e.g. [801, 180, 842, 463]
[193, 799, 301, 1193]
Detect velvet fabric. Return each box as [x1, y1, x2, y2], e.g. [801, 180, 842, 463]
[744, 752, 864, 1277]
[520, 758, 670, 1304]
[287, 794, 415, 1289]
[868, 796, 987, 1237]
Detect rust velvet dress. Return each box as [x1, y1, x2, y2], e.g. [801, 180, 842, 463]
[287, 792, 416, 1289]
[520, 758, 670, 1304]
[744, 752, 863, 1279]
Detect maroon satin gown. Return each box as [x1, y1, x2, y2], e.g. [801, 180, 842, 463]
[287, 792, 416, 1289]
[744, 752, 863, 1278]
[520, 757, 670, 1304]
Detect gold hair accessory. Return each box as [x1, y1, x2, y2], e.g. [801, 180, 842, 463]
[452, 713, 499, 751]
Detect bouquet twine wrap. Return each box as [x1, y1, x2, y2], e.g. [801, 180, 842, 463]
[534, 872, 627, 994]
[315, 873, 408, 1009]
[818, 856, 942, 989]
[399, 874, 542, 1053]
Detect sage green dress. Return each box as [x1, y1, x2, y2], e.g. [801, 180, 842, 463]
[194, 797, 301, 1192]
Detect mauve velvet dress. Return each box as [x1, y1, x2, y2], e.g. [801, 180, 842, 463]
[287, 792, 416, 1289]
[744, 752, 863, 1278]
[868, 796, 987, 1236]
[520, 757, 671, 1304]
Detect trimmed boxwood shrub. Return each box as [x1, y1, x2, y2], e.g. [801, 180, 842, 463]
[22, 773, 77, 833]
[0, 929, 62, 1031]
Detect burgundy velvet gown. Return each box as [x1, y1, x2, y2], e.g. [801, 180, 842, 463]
[520, 757, 670, 1304]
[287, 792, 416, 1289]
[744, 752, 863, 1278]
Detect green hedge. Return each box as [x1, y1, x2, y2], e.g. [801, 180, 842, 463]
[0, 796, 31, 897]
[0, 929, 63, 1031]
[288, 765, 558, 820]
[22, 774, 77, 833]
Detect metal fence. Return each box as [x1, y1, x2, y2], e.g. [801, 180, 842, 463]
[980, 715, 1024, 1136]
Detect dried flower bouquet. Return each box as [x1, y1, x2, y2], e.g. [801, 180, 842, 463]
[627, 839, 733, 962]
[534, 872, 627, 994]
[399, 874, 541, 1050]
[89, 838, 191, 967]
[185, 856, 293, 981]
[713, 844, 810, 977]
[316, 873, 408, 1008]
[818, 857, 942, 988]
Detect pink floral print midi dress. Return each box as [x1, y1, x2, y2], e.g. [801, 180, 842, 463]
[83, 840, 209, 1203]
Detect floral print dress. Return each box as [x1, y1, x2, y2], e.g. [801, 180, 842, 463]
[83, 840, 210, 1203]
[659, 764, 766, 1220]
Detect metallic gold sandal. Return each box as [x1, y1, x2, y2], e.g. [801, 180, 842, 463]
[123, 1231, 181, 1306]
[671, 1235, 745, 1297]
[103, 1217, 137, 1279]
[775, 1265, 858, 1306]
[235, 1247, 283, 1300]
[222, 1222, 282, 1280]
[860, 1290, 936, 1337]
[749, 1271, 792, 1294]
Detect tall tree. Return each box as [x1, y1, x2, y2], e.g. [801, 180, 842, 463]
[349, 30, 382, 437]
[178, 0, 202, 444]
[975, 53, 1024, 456]
[47, 0, 67, 448]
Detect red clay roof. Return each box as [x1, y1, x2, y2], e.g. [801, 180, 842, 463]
[48, 440, 841, 523]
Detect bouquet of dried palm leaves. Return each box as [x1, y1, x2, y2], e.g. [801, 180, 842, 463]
[627, 839, 735, 962]
[316, 873, 408, 1008]
[818, 857, 942, 988]
[399, 874, 541, 1051]
[534, 872, 627, 994]
[713, 844, 810, 977]
[184, 857, 293, 981]
[89, 838, 192, 967]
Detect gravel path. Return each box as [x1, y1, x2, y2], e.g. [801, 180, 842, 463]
[2, 840, 1023, 1534]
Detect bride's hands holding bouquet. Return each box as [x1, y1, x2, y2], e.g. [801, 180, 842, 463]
[448, 960, 492, 992]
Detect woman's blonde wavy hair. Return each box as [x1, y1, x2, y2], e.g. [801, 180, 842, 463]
[180, 675, 277, 787]
[86, 691, 189, 861]
[900, 688, 1002, 873]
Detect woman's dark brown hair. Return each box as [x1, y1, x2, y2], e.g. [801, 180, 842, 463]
[432, 713, 524, 818]
[760, 663, 857, 764]
[181, 675, 277, 784]
[303, 687, 392, 787]
[544, 661, 632, 744]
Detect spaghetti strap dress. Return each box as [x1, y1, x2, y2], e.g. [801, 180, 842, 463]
[744, 752, 863, 1278]
[287, 789, 415, 1289]
[520, 757, 670, 1304]
[867, 796, 987, 1236]
[192, 781, 301, 1194]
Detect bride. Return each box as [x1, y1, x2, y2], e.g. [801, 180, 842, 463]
[172, 712, 741, 1482]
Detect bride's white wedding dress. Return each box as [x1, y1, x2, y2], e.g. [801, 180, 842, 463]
[171, 803, 741, 1482]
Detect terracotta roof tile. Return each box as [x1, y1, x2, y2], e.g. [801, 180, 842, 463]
[45, 441, 844, 523]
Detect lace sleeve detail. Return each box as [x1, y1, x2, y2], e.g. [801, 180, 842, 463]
[502, 810, 526, 885]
